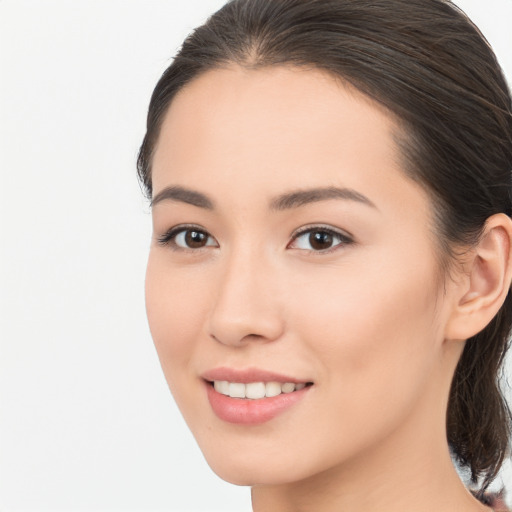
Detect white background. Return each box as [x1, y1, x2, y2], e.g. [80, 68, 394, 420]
[0, 1, 511, 511]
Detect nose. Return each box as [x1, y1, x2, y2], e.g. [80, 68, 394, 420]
[208, 250, 285, 347]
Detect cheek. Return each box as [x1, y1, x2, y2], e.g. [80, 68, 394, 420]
[291, 250, 442, 431]
[145, 253, 208, 382]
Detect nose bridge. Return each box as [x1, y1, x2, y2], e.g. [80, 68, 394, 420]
[209, 241, 284, 346]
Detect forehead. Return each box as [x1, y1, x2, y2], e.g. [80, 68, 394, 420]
[157, 66, 395, 142]
[151, 65, 430, 223]
[153, 66, 399, 186]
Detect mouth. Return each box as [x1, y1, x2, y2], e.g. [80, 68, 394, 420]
[208, 380, 312, 399]
[201, 368, 314, 425]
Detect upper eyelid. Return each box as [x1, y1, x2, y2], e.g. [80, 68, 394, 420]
[161, 223, 209, 236]
[290, 224, 354, 240]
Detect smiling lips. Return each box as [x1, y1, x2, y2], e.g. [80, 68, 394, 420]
[213, 380, 307, 399]
[202, 368, 313, 424]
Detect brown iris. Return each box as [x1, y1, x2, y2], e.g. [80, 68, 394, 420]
[185, 230, 209, 248]
[309, 231, 334, 250]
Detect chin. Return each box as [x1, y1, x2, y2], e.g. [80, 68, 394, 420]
[206, 459, 301, 487]
[196, 437, 329, 487]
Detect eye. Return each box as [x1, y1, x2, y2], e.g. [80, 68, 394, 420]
[288, 226, 353, 252]
[157, 225, 218, 250]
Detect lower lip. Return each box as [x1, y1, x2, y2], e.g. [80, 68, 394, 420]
[205, 382, 311, 425]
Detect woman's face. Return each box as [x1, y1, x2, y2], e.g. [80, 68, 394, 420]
[146, 66, 459, 485]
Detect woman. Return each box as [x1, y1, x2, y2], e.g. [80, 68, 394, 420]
[138, 0, 512, 510]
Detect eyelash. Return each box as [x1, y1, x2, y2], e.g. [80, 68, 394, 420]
[288, 225, 354, 253]
[157, 224, 217, 251]
[157, 224, 354, 253]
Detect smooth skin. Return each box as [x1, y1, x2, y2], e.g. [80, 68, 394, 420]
[145, 66, 512, 512]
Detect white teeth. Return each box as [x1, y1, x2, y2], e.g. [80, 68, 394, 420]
[245, 382, 266, 399]
[265, 381, 282, 397]
[281, 382, 295, 393]
[228, 382, 245, 398]
[213, 381, 308, 399]
[214, 380, 229, 394]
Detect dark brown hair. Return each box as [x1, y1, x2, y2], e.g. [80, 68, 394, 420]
[137, 0, 512, 498]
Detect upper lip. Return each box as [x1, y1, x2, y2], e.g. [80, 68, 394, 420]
[201, 367, 312, 384]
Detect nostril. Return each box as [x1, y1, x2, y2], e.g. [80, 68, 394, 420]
[209, 331, 270, 346]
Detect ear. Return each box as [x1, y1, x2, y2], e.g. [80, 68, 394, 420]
[444, 213, 512, 341]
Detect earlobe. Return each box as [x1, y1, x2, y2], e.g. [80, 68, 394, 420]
[444, 213, 512, 341]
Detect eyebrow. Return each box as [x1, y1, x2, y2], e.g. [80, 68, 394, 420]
[151, 185, 215, 209]
[150, 185, 376, 211]
[270, 186, 377, 211]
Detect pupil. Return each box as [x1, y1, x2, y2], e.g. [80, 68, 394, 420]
[310, 231, 333, 250]
[185, 230, 207, 248]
